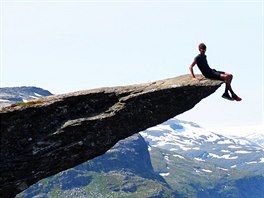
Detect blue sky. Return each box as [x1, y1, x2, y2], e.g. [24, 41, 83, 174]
[0, 0, 263, 129]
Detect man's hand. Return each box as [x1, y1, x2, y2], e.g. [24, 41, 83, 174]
[192, 77, 200, 81]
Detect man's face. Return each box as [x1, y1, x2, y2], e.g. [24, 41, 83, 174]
[199, 47, 206, 55]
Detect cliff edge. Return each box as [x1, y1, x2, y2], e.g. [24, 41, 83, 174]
[0, 74, 223, 197]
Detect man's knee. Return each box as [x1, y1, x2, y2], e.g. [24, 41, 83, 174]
[226, 73, 233, 80]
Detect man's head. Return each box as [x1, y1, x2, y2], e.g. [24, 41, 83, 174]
[198, 43, 206, 55]
[199, 43, 206, 50]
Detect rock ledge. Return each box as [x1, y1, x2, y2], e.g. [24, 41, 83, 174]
[0, 75, 223, 197]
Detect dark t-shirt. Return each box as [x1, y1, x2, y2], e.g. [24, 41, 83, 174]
[194, 54, 213, 76]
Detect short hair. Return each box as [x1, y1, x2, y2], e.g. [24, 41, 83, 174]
[198, 43, 206, 50]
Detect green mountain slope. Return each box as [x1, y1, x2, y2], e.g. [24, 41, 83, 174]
[17, 134, 264, 198]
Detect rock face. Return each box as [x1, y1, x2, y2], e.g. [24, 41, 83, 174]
[0, 75, 223, 198]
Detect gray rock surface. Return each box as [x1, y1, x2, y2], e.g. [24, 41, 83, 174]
[0, 74, 222, 198]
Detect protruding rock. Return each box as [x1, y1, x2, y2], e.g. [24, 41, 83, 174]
[0, 75, 223, 197]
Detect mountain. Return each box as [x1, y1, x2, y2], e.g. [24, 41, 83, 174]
[16, 117, 264, 198]
[149, 146, 264, 198]
[16, 132, 264, 198]
[225, 132, 264, 149]
[17, 134, 177, 198]
[0, 86, 52, 107]
[140, 118, 264, 175]
[140, 118, 264, 197]
[209, 126, 264, 149]
[243, 133, 264, 148]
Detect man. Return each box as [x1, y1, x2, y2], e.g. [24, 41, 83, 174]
[189, 43, 242, 101]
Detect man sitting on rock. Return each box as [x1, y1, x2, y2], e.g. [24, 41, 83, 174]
[189, 43, 242, 101]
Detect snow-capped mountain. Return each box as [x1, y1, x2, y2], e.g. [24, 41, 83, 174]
[0, 86, 52, 107]
[17, 130, 264, 198]
[140, 118, 264, 175]
[243, 133, 264, 148]
[210, 125, 264, 148]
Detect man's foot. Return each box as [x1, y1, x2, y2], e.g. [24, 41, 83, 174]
[232, 94, 242, 101]
[222, 92, 234, 101]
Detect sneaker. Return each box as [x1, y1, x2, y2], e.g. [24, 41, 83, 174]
[222, 92, 234, 101]
[232, 94, 242, 101]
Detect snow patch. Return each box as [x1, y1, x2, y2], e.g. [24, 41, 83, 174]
[194, 157, 205, 162]
[201, 169, 212, 173]
[246, 161, 257, 164]
[228, 145, 242, 149]
[234, 150, 251, 154]
[217, 167, 228, 171]
[170, 148, 178, 152]
[0, 99, 10, 102]
[160, 172, 170, 177]
[148, 146, 152, 151]
[29, 95, 39, 99]
[164, 155, 169, 161]
[221, 150, 230, 153]
[217, 139, 234, 144]
[173, 154, 184, 159]
[209, 153, 238, 159]
[34, 93, 43, 97]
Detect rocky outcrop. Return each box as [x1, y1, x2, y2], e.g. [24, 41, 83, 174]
[0, 74, 223, 198]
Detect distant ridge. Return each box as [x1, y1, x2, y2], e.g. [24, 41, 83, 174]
[0, 86, 52, 107]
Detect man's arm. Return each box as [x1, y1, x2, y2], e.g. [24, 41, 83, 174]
[189, 60, 199, 80]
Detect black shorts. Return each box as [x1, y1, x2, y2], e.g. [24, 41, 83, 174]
[204, 69, 225, 81]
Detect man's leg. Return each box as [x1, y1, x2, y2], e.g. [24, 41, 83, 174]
[220, 73, 241, 101]
[220, 73, 234, 95]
